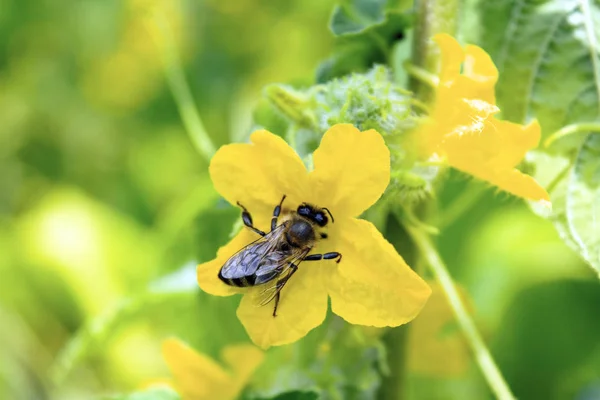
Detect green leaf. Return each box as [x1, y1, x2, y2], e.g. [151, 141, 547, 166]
[318, 12, 411, 83]
[566, 134, 600, 276]
[330, 0, 388, 36]
[494, 280, 600, 399]
[527, 151, 579, 251]
[473, 0, 600, 273]
[248, 317, 384, 399]
[250, 390, 320, 400]
[105, 386, 181, 400]
[475, 0, 600, 152]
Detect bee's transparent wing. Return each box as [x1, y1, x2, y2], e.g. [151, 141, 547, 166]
[219, 224, 285, 280]
[251, 247, 309, 307]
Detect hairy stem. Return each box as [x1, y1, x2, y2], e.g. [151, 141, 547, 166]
[379, 1, 462, 398]
[411, 0, 459, 99]
[405, 224, 516, 400]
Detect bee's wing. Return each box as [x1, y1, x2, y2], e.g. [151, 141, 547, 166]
[252, 246, 310, 307]
[219, 224, 286, 280]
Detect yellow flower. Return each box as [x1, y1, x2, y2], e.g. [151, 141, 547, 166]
[197, 124, 431, 348]
[416, 33, 550, 202]
[157, 338, 263, 400]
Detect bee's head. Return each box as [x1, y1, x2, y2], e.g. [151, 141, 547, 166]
[297, 203, 334, 227]
[297, 204, 312, 218]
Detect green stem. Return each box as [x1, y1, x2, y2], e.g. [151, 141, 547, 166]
[380, 326, 409, 400]
[405, 224, 516, 400]
[150, 14, 217, 160]
[381, 3, 461, 398]
[545, 161, 573, 195]
[49, 288, 196, 387]
[543, 122, 600, 148]
[403, 207, 440, 235]
[407, 98, 432, 115]
[403, 61, 439, 88]
[439, 183, 489, 230]
[379, 215, 420, 400]
[410, 0, 459, 99]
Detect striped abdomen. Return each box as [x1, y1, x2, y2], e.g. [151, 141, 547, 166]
[218, 239, 287, 287]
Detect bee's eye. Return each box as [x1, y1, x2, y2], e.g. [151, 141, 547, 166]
[314, 212, 327, 226]
[298, 205, 310, 216]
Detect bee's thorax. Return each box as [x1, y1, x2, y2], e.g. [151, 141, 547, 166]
[285, 218, 315, 248]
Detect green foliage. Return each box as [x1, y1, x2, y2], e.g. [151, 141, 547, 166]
[249, 390, 319, 400]
[494, 280, 600, 399]
[476, 0, 599, 150]
[566, 135, 600, 275]
[4, 0, 600, 399]
[264, 66, 436, 204]
[473, 0, 600, 276]
[329, 0, 388, 36]
[248, 318, 384, 399]
[319, 10, 411, 82]
[106, 387, 181, 400]
[265, 66, 417, 153]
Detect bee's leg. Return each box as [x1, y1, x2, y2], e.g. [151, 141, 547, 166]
[303, 252, 342, 263]
[271, 194, 287, 231]
[237, 202, 266, 236]
[272, 260, 298, 317]
[272, 291, 281, 317]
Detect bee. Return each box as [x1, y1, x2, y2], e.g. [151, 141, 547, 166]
[218, 195, 342, 317]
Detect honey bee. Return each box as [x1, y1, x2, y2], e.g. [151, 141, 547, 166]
[218, 195, 342, 317]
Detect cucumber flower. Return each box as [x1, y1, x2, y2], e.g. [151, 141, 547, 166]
[154, 338, 263, 400]
[197, 124, 431, 348]
[417, 34, 550, 203]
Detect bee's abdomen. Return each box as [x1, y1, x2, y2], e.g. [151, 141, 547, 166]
[218, 270, 257, 287]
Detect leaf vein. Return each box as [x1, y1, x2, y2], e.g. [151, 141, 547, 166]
[578, 0, 600, 112]
[562, 83, 598, 127]
[497, 0, 526, 74]
[523, 12, 571, 121]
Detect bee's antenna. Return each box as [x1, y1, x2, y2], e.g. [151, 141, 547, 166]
[322, 207, 334, 223]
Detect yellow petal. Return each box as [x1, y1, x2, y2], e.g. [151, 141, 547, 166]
[236, 263, 328, 349]
[434, 34, 497, 104]
[463, 44, 497, 104]
[408, 282, 470, 377]
[221, 344, 265, 383]
[442, 119, 549, 201]
[209, 129, 310, 213]
[422, 34, 550, 202]
[162, 338, 230, 400]
[327, 218, 431, 326]
[197, 229, 255, 296]
[484, 169, 550, 202]
[434, 33, 464, 84]
[310, 124, 390, 218]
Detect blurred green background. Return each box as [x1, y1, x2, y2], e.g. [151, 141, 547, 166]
[1, 0, 600, 399]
